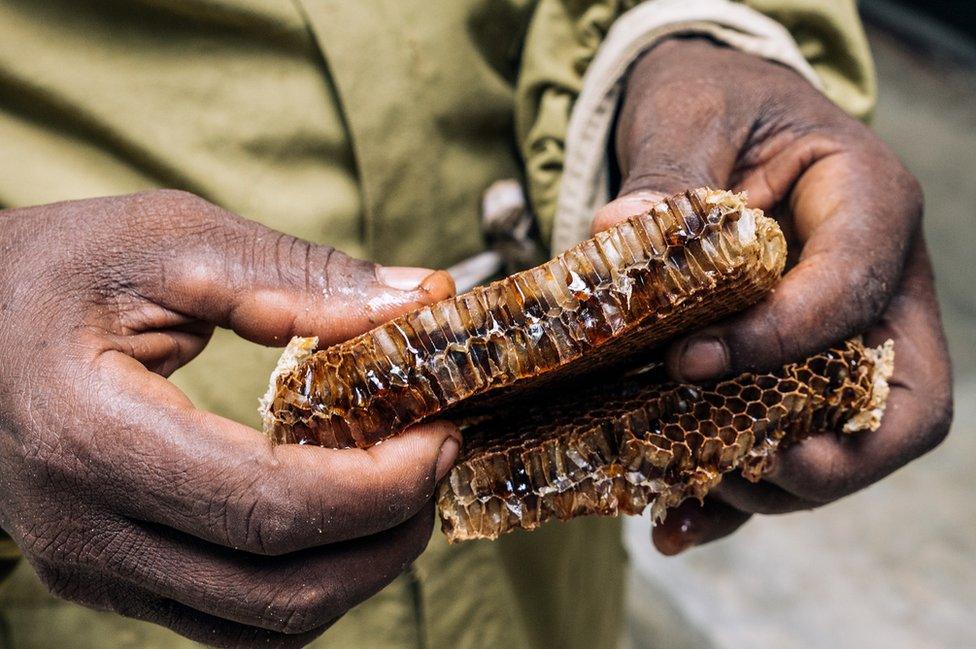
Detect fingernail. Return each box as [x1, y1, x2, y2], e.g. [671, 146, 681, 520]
[420, 270, 457, 299]
[652, 508, 705, 556]
[594, 192, 668, 234]
[377, 266, 437, 291]
[435, 434, 461, 481]
[614, 194, 661, 212]
[678, 336, 729, 382]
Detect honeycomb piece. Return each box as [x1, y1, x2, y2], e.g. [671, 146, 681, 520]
[437, 339, 894, 543]
[263, 189, 787, 448]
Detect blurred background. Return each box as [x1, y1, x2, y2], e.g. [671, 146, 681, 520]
[623, 1, 976, 648]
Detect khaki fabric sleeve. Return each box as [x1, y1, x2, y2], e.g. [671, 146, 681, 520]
[515, 0, 876, 243]
[515, 0, 641, 246]
[1, 530, 20, 583]
[743, 0, 875, 119]
[0, 531, 18, 559]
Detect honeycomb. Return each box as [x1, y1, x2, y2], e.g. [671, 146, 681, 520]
[437, 339, 894, 542]
[263, 189, 787, 448]
[261, 188, 893, 542]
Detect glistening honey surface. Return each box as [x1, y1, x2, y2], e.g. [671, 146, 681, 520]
[266, 189, 787, 448]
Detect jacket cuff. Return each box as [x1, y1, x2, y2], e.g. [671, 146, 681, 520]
[551, 0, 825, 253]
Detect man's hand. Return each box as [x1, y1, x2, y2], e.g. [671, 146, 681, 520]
[0, 190, 461, 647]
[595, 38, 953, 554]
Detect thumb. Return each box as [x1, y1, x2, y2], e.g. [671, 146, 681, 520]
[594, 46, 739, 234]
[590, 122, 735, 235]
[140, 192, 455, 347]
[652, 498, 751, 555]
[592, 191, 667, 235]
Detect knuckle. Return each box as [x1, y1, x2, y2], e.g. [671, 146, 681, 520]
[805, 476, 849, 505]
[149, 188, 212, 213]
[226, 482, 304, 556]
[796, 449, 855, 505]
[923, 390, 954, 454]
[396, 505, 436, 563]
[19, 515, 79, 564]
[233, 226, 347, 296]
[354, 459, 434, 531]
[364, 503, 413, 540]
[863, 150, 924, 231]
[898, 168, 925, 224]
[849, 263, 894, 328]
[731, 307, 790, 372]
[813, 253, 896, 338]
[34, 561, 85, 603]
[137, 189, 232, 242]
[266, 233, 317, 290]
[402, 525, 433, 565]
[93, 190, 229, 283]
[308, 242, 339, 270]
[211, 634, 305, 649]
[123, 189, 215, 231]
[251, 510, 303, 556]
[812, 477, 854, 504]
[271, 585, 341, 635]
[316, 247, 376, 295]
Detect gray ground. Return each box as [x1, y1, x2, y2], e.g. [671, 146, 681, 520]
[623, 14, 976, 649]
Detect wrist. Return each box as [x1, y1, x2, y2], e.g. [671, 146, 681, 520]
[615, 38, 743, 190]
[552, 0, 826, 253]
[616, 37, 822, 190]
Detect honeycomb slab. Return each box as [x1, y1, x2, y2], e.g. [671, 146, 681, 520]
[263, 189, 786, 448]
[260, 188, 892, 542]
[438, 339, 893, 542]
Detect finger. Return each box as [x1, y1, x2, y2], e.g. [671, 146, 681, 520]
[710, 473, 818, 515]
[594, 43, 741, 234]
[652, 497, 751, 555]
[666, 137, 922, 382]
[103, 314, 216, 377]
[764, 240, 952, 503]
[114, 588, 328, 648]
[31, 562, 325, 648]
[86, 507, 433, 634]
[613, 65, 738, 198]
[79, 352, 461, 555]
[591, 191, 666, 234]
[765, 379, 952, 505]
[126, 191, 455, 348]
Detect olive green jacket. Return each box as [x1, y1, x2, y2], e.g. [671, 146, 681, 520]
[0, 1, 873, 648]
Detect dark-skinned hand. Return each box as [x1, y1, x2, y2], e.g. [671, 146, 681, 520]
[0, 190, 461, 647]
[595, 37, 953, 555]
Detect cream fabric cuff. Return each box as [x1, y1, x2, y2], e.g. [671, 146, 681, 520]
[551, 0, 823, 254]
